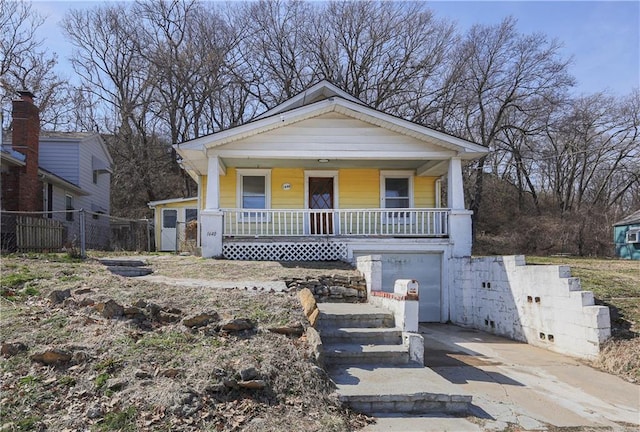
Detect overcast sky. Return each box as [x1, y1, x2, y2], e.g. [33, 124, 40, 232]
[33, 0, 640, 97]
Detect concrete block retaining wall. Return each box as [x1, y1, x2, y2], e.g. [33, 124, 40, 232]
[450, 255, 611, 359]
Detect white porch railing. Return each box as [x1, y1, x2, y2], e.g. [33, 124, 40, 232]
[221, 208, 449, 237]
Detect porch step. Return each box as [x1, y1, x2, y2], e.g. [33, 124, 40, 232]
[324, 343, 409, 365]
[320, 327, 403, 345]
[338, 392, 472, 414]
[317, 303, 395, 329]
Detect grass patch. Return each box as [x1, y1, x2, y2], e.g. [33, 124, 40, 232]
[94, 406, 137, 431]
[1, 270, 39, 289]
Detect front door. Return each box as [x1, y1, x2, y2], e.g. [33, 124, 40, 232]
[309, 177, 334, 234]
[161, 209, 177, 251]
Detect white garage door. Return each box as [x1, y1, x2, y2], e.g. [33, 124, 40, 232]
[380, 253, 442, 322]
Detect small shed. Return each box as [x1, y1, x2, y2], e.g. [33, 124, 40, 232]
[613, 209, 640, 260]
[148, 197, 198, 252]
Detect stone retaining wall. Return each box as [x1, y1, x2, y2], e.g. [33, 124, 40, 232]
[286, 274, 367, 302]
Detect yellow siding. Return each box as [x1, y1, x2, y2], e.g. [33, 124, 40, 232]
[219, 168, 237, 208]
[212, 167, 437, 209]
[339, 169, 380, 208]
[272, 168, 304, 209]
[414, 176, 437, 208]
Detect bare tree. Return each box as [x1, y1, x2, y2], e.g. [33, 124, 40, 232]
[445, 18, 574, 235]
[1, 0, 73, 129]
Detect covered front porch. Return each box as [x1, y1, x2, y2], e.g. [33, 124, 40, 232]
[173, 81, 487, 260]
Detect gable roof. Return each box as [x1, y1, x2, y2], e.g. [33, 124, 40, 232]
[614, 210, 640, 226]
[256, 80, 363, 119]
[176, 91, 487, 158]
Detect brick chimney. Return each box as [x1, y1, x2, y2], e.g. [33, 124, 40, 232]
[9, 91, 42, 212]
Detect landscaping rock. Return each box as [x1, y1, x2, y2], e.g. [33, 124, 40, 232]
[95, 299, 124, 319]
[134, 369, 152, 379]
[123, 306, 145, 320]
[1, 341, 27, 358]
[157, 311, 181, 323]
[49, 289, 71, 305]
[106, 378, 127, 391]
[31, 348, 72, 365]
[220, 318, 254, 332]
[183, 311, 219, 328]
[74, 288, 92, 295]
[267, 322, 304, 337]
[239, 366, 259, 381]
[238, 379, 266, 390]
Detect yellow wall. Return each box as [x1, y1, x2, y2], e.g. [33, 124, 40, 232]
[220, 168, 237, 208]
[213, 167, 438, 209]
[339, 169, 380, 208]
[414, 176, 436, 208]
[272, 168, 304, 208]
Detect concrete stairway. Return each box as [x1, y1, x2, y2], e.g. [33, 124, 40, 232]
[318, 303, 408, 366]
[317, 302, 472, 415]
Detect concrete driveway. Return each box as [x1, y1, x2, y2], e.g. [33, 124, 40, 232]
[418, 324, 638, 431]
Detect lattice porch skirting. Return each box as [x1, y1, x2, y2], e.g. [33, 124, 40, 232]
[223, 241, 348, 261]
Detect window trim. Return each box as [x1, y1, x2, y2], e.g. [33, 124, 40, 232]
[380, 171, 414, 223]
[380, 171, 414, 208]
[65, 194, 74, 222]
[236, 169, 271, 222]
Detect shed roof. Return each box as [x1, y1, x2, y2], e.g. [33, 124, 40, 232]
[613, 209, 640, 226]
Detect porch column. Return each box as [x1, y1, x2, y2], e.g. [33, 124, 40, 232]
[447, 157, 464, 210]
[201, 155, 223, 258]
[447, 157, 472, 257]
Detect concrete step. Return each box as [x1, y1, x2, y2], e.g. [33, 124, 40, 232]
[98, 258, 147, 267]
[106, 266, 153, 277]
[317, 302, 396, 330]
[320, 327, 403, 345]
[339, 392, 471, 415]
[324, 343, 409, 365]
[330, 365, 473, 417]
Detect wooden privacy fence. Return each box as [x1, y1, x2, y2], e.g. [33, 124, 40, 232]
[16, 215, 65, 251]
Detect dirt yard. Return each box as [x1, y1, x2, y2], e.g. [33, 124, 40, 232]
[0, 253, 368, 431]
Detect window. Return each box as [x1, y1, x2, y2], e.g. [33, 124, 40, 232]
[163, 209, 177, 228]
[43, 183, 53, 218]
[237, 170, 271, 220]
[185, 208, 198, 222]
[242, 176, 266, 209]
[381, 172, 413, 222]
[65, 194, 74, 221]
[384, 178, 410, 209]
[627, 229, 639, 244]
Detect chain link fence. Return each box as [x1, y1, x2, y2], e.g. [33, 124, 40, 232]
[175, 220, 198, 255]
[0, 210, 154, 256]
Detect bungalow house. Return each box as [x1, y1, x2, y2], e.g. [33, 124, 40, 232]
[174, 81, 487, 321]
[613, 209, 640, 260]
[1, 92, 113, 250]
